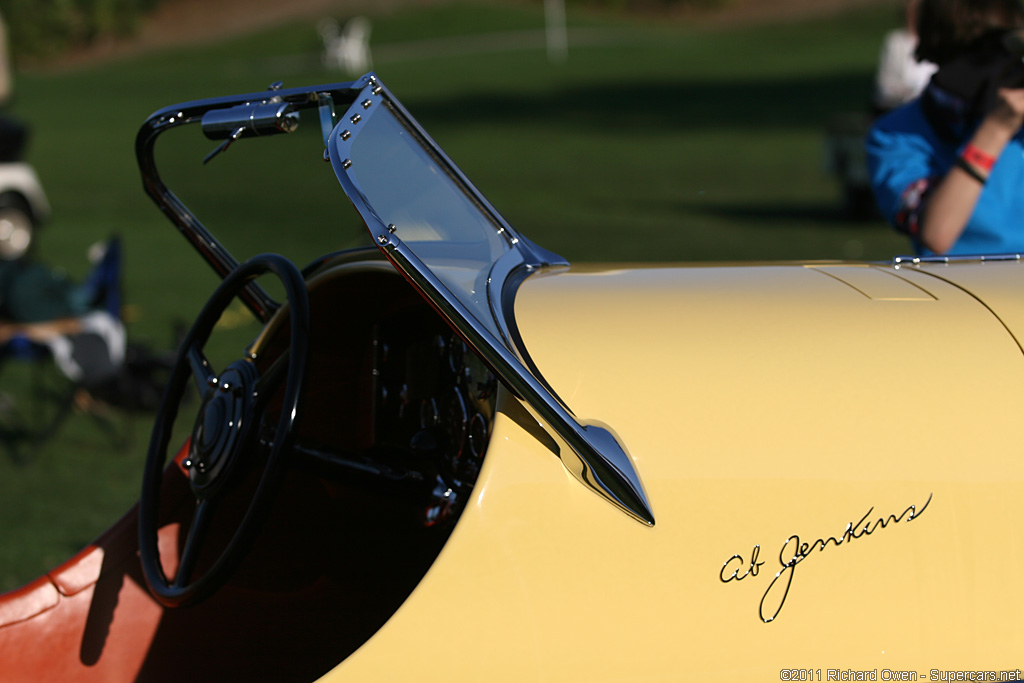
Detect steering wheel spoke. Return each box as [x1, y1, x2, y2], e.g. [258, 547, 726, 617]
[253, 349, 289, 411]
[174, 499, 217, 589]
[187, 345, 218, 397]
[139, 254, 310, 608]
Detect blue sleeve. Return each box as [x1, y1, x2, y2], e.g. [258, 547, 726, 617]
[865, 104, 951, 238]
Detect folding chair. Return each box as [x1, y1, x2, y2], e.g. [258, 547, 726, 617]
[0, 236, 127, 458]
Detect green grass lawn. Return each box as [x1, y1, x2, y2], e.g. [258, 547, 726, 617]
[0, 1, 908, 591]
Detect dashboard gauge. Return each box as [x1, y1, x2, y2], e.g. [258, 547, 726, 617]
[467, 412, 489, 460]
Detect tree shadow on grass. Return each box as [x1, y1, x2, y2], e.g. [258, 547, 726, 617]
[407, 70, 875, 133]
[691, 201, 868, 225]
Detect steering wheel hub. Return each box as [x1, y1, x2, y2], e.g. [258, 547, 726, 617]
[188, 361, 259, 493]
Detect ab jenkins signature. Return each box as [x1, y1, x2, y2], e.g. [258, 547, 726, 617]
[719, 493, 932, 623]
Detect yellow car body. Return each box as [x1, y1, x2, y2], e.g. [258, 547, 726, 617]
[331, 260, 1024, 682]
[1, 74, 1022, 682]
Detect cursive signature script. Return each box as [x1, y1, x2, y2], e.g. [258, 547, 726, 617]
[719, 493, 932, 623]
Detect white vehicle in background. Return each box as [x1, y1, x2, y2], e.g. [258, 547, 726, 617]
[0, 160, 49, 260]
[0, 12, 48, 261]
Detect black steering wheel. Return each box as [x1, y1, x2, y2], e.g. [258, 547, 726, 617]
[138, 254, 309, 608]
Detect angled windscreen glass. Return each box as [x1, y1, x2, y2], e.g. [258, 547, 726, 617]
[331, 87, 517, 339]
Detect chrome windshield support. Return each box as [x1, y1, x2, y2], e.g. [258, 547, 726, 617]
[332, 73, 654, 526]
[378, 233, 655, 526]
[135, 80, 362, 321]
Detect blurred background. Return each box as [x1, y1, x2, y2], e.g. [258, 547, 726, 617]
[0, 0, 905, 591]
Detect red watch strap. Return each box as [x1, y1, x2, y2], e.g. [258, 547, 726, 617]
[962, 143, 996, 172]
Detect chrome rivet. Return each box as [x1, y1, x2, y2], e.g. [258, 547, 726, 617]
[350, 114, 361, 124]
[341, 129, 351, 140]
[342, 158, 352, 169]
[207, 377, 219, 389]
[372, 85, 382, 96]
[387, 223, 396, 233]
[361, 99, 372, 109]
[377, 234, 388, 245]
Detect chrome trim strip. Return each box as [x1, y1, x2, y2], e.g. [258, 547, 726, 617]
[893, 252, 1023, 267]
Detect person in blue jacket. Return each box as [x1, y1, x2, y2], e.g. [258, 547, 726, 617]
[867, 0, 1024, 255]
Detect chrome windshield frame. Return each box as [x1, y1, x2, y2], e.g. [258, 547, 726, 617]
[329, 73, 655, 526]
[135, 74, 655, 526]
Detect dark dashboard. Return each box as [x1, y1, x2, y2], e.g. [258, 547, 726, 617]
[258, 258, 496, 527]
